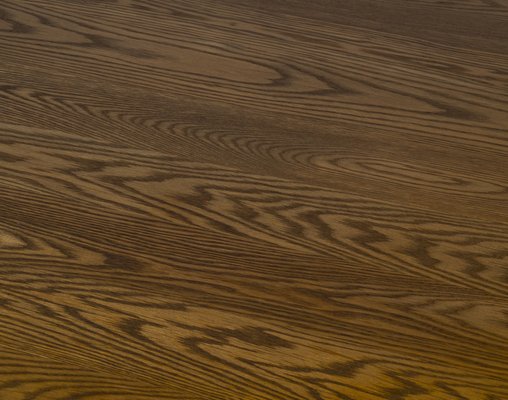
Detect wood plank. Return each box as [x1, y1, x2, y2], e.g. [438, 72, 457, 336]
[0, 1, 507, 399]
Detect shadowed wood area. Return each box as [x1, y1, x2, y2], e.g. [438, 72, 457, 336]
[0, 0, 508, 398]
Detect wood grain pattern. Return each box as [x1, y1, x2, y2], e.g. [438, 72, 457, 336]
[0, 0, 507, 399]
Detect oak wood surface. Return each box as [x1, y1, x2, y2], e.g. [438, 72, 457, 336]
[0, 1, 507, 399]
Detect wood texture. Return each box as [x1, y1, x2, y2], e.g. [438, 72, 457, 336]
[1, 0, 507, 399]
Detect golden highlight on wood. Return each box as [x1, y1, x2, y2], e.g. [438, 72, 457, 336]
[1, 0, 507, 399]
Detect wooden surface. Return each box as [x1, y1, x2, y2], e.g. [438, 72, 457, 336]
[1, 0, 508, 399]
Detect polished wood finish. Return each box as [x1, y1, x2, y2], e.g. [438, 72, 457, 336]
[1, 1, 508, 399]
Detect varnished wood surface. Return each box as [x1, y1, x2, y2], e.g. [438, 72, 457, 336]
[1, 0, 508, 399]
